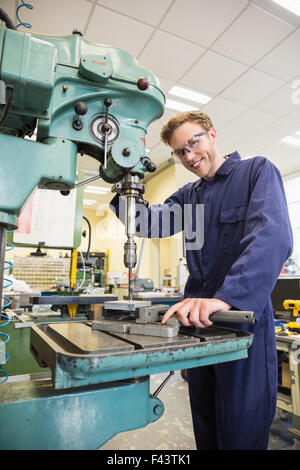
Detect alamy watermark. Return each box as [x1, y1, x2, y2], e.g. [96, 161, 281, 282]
[108, 197, 205, 251]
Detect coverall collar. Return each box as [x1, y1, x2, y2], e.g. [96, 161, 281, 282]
[216, 150, 241, 176]
[194, 151, 241, 187]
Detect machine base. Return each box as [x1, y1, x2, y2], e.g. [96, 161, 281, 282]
[0, 375, 163, 450]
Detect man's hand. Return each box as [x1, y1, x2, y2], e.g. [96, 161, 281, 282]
[161, 298, 232, 328]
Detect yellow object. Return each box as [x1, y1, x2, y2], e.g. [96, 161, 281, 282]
[106, 249, 110, 273]
[67, 304, 78, 318]
[283, 299, 300, 318]
[70, 248, 78, 289]
[287, 321, 300, 330]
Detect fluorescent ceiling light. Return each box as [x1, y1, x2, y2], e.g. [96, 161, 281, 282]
[83, 199, 96, 205]
[281, 132, 300, 147]
[84, 185, 110, 194]
[165, 99, 198, 112]
[169, 86, 211, 104]
[271, 0, 300, 16]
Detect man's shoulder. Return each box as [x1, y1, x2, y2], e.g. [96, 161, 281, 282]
[239, 155, 267, 167]
[177, 179, 200, 193]
[238, 155, 276, 174]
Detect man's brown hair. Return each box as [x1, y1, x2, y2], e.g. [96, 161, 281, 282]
[160, 110, 214, 146]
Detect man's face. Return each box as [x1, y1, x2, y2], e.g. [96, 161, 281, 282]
[170, 121, 218, 179]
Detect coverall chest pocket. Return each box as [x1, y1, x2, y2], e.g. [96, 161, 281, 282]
[220, 206, 247, 256]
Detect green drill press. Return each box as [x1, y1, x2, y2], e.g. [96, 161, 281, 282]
[0, 18, 163, 302]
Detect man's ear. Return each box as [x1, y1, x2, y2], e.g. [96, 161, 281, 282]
[209, 127, 217, 138]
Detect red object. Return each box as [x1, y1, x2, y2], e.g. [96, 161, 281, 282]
[16, 195, 34, 234]
[137, 77, 149, 91]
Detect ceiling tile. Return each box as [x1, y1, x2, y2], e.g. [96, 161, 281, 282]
[180, 50, 248, 94]
[234, 109, 300, 158]
[159, 0, 248, 47]
[156, 76, 176, 96]
[97, 0, 173, 26]
[138, 31, 205, 81]
[202, 96, 247, 129]
[16, 0, 92, 35]
[221, 69, 284, 106]
[255, 30, 300, 81]
[212, 4, 293, 66]
[216, 108, 277, 148]
[255, 83, 299, 116]
[85, 4, 154, 57]
[262, 143, 300, 176]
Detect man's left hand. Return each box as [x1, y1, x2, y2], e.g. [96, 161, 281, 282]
[161, 298, 232, 328]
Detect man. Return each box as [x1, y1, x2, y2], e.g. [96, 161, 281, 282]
[110, 111, 293, 450]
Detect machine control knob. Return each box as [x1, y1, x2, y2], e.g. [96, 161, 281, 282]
[137, 77, 149, 91]
[101, 98, 112, 134]
[122, 148, 131, 157]
[72, 29, 83, 36]
[73, 101, 88, 130]
[141, 156, 157, 173]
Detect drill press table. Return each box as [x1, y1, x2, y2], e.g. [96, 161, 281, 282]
[0, 318, 253, 449]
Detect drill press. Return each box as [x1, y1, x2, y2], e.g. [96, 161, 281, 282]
[0, 20, 162, 303]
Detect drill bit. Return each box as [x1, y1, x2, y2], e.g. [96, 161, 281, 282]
[124, 196, 137, 301]
[128, 267, 132, 300]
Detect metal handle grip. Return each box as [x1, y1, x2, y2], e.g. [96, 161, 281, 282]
[210, 310, 254, 324]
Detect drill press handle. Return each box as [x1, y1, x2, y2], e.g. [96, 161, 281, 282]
[209, 310, 255, 324]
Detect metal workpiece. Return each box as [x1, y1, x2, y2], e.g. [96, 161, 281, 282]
[103, 300, 152, 311]
[135, 304, 169, 323]
[92, 318, 180, 338]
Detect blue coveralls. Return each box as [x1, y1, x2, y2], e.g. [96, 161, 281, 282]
[110, 151, 293, 450]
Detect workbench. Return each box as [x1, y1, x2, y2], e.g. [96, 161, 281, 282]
[276, 334, 300, 449]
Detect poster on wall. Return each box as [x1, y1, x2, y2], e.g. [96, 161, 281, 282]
[13, 188, 77, 248]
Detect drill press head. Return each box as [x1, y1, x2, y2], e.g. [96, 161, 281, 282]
[0, 23, 164, 227]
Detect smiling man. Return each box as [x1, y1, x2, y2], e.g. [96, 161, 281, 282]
[110, 110, 293, 450]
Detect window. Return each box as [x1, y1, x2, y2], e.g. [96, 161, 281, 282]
[283, 175, 300, 274]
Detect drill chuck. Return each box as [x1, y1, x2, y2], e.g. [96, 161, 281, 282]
[124, 238, 137, 268]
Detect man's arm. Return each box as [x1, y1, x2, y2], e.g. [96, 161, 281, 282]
[162, 159, 293, 327]
[109, 189, 185, 238]
[213, 159, 293, 321]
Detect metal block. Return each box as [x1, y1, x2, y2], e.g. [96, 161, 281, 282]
[104, 300, 151, 311]
[135, 304, 169, 324]
[129, 322, 179, 338]
[92, 320, 130, 334]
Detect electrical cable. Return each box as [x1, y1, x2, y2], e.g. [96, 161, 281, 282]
[0, 7, 16, 30]
[0, 87, 13, 127]
[16, 1, 33, 29]
[78, 251, 86, 289]
[82, 216, 91, 260]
